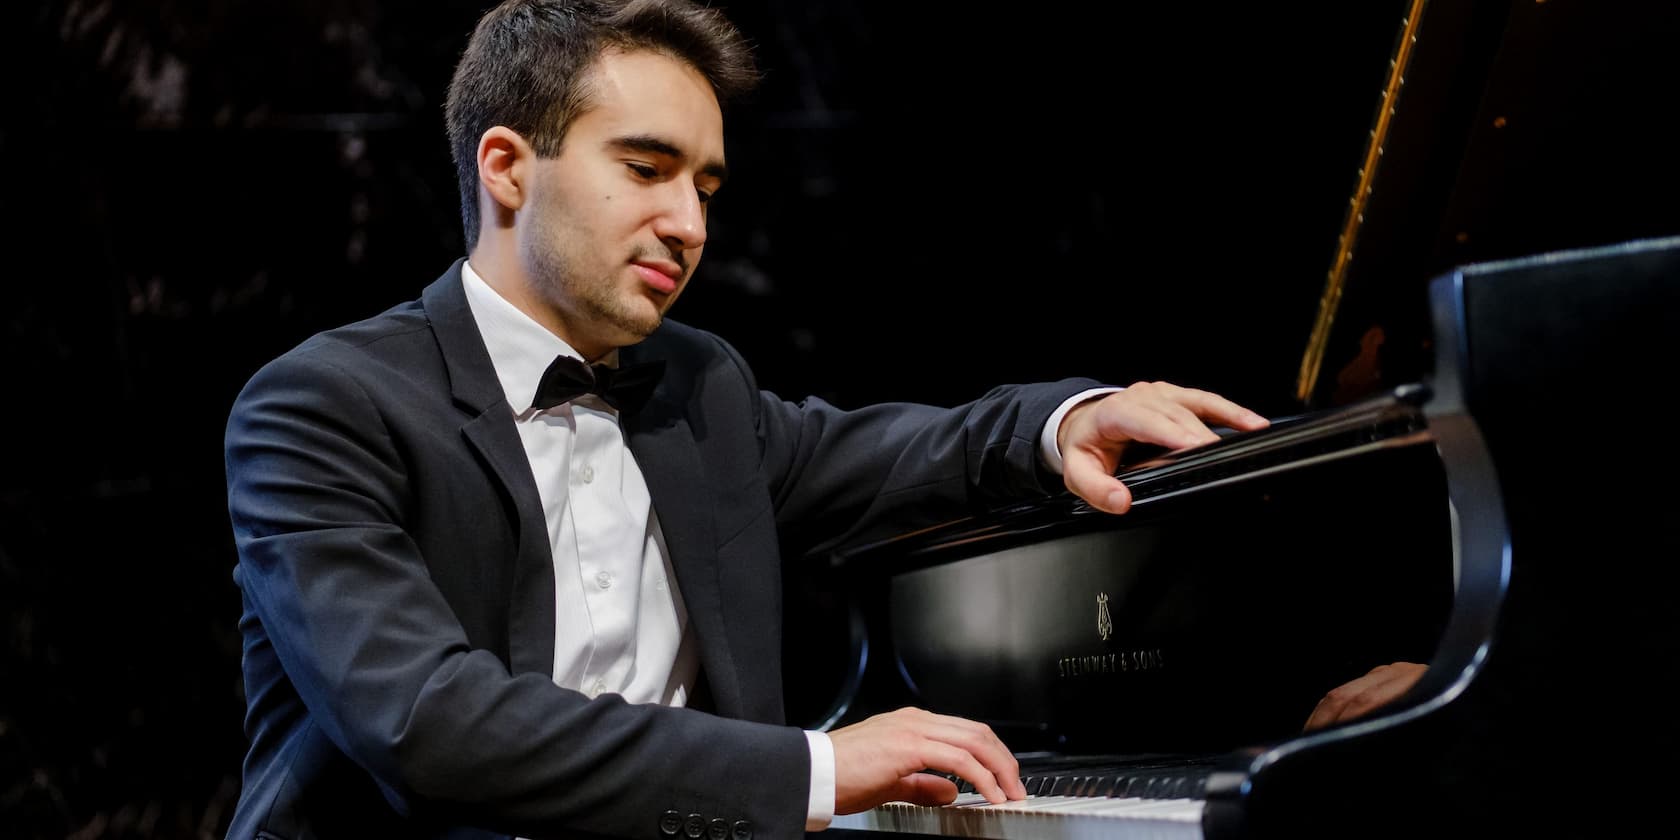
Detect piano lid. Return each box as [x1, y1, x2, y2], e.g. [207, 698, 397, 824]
[1300, 0, 1680, 409]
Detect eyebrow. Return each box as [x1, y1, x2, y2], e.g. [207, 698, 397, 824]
[610, 134, 728, 184]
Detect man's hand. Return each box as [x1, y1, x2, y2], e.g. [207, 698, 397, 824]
[1058, 382, 1270, 514]
[829, 707, 1026, 814]
[1303, 662, 1428, 731]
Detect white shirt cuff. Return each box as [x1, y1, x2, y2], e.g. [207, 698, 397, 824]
[1039, 387, 1126, 474]
[804, 729, 836, 830]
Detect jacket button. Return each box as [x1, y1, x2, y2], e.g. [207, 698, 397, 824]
[731, 820, 753, 840]
[684, 813, 706, 838]
[708, 818, 730, 840]
[659, 810, 682, 836]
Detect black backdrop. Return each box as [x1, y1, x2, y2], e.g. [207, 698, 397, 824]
[6, 1, 1678, 837]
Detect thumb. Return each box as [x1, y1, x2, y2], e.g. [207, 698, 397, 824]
[1063, 448, 1131, 514]
[883, 773, 960, 807]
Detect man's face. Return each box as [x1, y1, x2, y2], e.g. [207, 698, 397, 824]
[517, 49, 726, 357]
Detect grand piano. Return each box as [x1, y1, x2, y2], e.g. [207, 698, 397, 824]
[785, 2, 1680, 837]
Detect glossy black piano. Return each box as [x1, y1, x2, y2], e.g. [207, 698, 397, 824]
[784, 2, 1680, 837]
[802, 232, 1680, 840]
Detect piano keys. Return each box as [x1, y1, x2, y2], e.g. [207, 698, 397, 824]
[833, 754, 1213, 839]
[835, 794, 1203, 840]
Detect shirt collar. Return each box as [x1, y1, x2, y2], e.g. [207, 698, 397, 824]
[461, 260, 616, 415]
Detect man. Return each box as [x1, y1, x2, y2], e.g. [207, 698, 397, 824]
[223, 1, 1269, 838]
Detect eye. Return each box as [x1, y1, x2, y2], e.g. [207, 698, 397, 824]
[696, 188, 714, 204]
[626, 162, 657, 179]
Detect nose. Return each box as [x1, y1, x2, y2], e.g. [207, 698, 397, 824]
[652, 181, 708, 252]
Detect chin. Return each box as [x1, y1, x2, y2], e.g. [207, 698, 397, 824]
[610, 308, 664, 343]
[627, 294, 673, 331]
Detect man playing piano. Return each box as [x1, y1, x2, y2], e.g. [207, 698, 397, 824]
[221, 2, 1272, 838]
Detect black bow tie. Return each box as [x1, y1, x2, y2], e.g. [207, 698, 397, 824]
[531, 356, 665, 413]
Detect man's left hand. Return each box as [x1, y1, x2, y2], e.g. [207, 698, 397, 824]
[1057, 381, 1269, 514]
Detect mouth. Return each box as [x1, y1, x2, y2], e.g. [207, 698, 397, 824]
[631, 260, 682, 295]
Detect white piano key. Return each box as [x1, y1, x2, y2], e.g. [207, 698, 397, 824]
[830, 793, 1206, 839]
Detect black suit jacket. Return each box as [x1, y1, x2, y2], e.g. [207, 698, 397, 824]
[224, 261, 1099, 840]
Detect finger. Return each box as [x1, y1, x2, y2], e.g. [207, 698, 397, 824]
[1063, 389, 1208, 459]
[1332, 666, 1423, 723]
[916, 739, 1009, 804]
[1166, 386, 1270, 432]
[914, 714, 1025, 799]
[1148, 391, 1269, 448]
[1304, 668, 1405, 731]
[1101, 399, 1221, 452]
[1333, 687, 1395, 723]
[1303, 693, 1346, 732]
[1304, 673, 1378, 731]
[881, 773, 960, 807]
[1063, 448, 1131, 514]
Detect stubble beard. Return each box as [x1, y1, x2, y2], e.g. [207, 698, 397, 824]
[529, 236, 665, 349]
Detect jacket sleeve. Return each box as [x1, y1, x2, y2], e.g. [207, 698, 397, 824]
[226, 348, 811, 839]
[701, 333, 1103, 558]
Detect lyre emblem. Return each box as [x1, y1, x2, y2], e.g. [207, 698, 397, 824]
[1096, 592, 1112, 641]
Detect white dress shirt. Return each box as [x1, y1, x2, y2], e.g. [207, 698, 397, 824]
[462, 260, 1113, 829]
[462, 263, 840, 826]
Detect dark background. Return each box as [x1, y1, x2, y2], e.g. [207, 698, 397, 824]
[5, 1, 1678, 837]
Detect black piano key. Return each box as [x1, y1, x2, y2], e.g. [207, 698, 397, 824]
[1165, 776, 1187, 798]
[1008, 754, 1218, 800]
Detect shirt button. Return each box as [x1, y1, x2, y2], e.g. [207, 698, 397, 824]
[589, 678, 607, 697]
[595, 570, 613, 589]
[731, 820, 753, 840]
[579, 464, 595, 484]
[708, 818, 730, 840]
[684, 814, 705, 839]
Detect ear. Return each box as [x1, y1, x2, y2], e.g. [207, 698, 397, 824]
[477, 126, 533, 215]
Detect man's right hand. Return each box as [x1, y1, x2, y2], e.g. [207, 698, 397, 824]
[828, 707, 1027, 814]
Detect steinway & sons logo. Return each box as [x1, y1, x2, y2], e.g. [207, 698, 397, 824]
[1055, 590, 1166, 678]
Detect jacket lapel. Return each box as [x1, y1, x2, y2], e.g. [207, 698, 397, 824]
[422, 262, 557, 678]
[620, 342, 741, 718]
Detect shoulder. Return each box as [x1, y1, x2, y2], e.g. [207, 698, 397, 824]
[230, 297, 441, 420]
[289, 298, 433, 371]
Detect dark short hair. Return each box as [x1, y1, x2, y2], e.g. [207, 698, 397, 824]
[445, 0, 759, 250]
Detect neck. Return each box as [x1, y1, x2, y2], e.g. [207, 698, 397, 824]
[467, 244, 612, 362]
